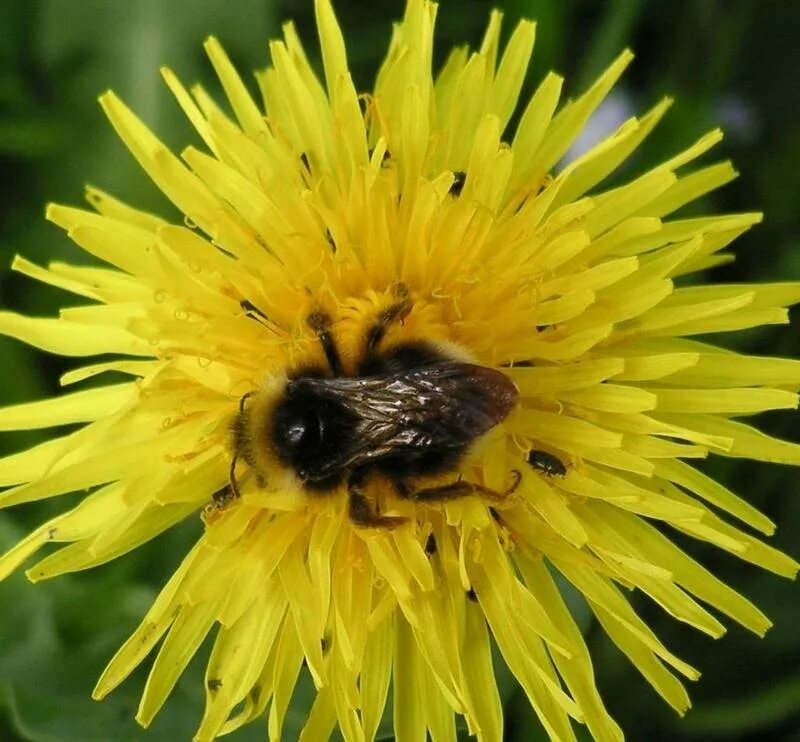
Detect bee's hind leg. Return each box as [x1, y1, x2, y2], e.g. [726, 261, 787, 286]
[347, 469, 408, 529]
[399, 470, 522, 504]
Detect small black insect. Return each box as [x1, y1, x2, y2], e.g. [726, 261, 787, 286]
[449, 170, 467, 197]
[424, 532, 437, 555]
[324, 228, 336, 253]
[232, 284, 519, 527]
[527, 449, 567, 477]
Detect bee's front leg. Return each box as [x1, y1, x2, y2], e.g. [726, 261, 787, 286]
[347, 469, 408, 528]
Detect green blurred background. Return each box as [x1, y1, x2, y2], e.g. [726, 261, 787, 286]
[0, 0, 798, 739]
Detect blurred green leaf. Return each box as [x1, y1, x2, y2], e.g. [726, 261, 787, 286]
[0, 119, 68, 158]
[683, 675, 800, 738]
[574, 0, 642, 91]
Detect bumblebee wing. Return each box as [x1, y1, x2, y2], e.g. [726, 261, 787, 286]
[300, 363, 518, 471]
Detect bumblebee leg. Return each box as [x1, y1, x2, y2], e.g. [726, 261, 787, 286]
[347, 471, 407, 528]
[403, 470, 522, 504]
[364, 282, 411, 357]
[228, 391, 259, 501]
[403, 481, 486, 503]
[229, 454, 242, 499]
[307, 309, 343, 376]
[505, 469, 523, 495]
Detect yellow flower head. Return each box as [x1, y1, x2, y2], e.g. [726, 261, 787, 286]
[0, 1, 798, 740]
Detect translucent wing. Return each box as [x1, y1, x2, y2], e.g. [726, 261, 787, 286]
[293, 363, 518, 478]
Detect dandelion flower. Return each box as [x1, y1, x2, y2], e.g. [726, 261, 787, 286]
[1, 1, 798, 740]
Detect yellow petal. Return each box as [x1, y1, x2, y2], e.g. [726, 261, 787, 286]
[196, 590, 285, 740]
[534, 50, 634, 175]
[0, 310, 150, 357]
[517, 554, 623, 742]
[488, 19, 535, 134]
[94, 544, 201, 699]
[204, 36, 267, 138]
[393, 613, 427, 742]
[360, 613, 393, 742]
[0, 383, 133, 431]
[593, 605, 693, 714]
[267, 614, 306, 742]
[137, 596, 222, 727]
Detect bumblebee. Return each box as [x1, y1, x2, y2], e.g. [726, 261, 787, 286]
[231, 285, 519, 527]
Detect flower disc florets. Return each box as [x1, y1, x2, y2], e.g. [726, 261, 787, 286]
[0, 1, 798, 740]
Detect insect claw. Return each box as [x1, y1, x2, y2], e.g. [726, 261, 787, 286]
[202, 483, 238, 525]
[239, 391, 255, 414]
[504, 469, 522, 496]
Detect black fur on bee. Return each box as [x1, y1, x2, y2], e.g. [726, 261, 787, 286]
[232, 284, 519, 528]
[527, 449, 567, 477]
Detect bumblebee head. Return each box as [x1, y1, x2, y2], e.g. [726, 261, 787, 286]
[269, 378, 358, 487]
